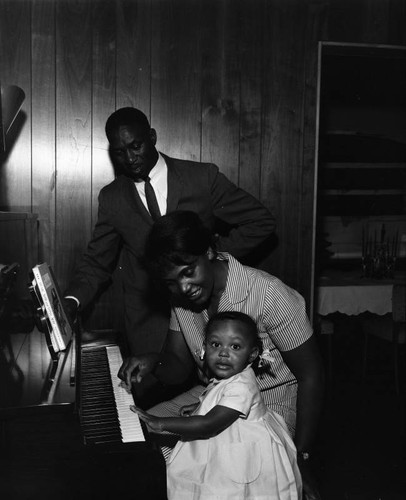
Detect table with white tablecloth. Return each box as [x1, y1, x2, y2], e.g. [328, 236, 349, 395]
[315, 270, 405, 381]
[317, 282, 393, 316]
[316, 268, 405, 317]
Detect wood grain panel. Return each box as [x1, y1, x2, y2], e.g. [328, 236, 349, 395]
[327, 0, 406, 46]
[239, 0, 264, 200]
[201, 0, 240, 181]
[86, 0, 117, 330]
[387, 0, 406, 45]
[31, 0, 56, 266]
[55, 0, 92, 290]
[361, 0, 390, 43]
[326, 0, 365, 43]
[261, 0, 306, 288]
[151, 0, 202, 161]
[0, 0, 32, 212]
[116, 0, 152, 113]
[91, 0, 116, 227]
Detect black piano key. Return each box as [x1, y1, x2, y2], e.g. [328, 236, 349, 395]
[82, 414, 118, 423]
[83, 427, 122, 438]
[82, 419, 119, 430]
[85, 436, 122, 445]
[80, 347, 120, 441]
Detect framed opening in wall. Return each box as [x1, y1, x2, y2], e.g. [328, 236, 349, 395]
[312, 42, 406, 321]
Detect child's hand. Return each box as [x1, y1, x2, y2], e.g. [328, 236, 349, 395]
[179, 403, 199, 417]
[130, 405, 164, 433]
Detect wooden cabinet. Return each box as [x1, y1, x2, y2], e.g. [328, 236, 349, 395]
[316, 43, 406, 269]
[0, 211, 38, 298]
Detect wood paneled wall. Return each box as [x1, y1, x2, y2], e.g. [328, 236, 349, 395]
[1, 0, 405, 325]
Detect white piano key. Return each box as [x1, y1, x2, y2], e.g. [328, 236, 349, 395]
[106, 345, 145, 442]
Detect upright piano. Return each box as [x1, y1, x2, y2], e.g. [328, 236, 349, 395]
[0, 322, 167, 500]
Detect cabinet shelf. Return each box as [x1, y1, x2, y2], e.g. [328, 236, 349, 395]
[323, 162, 406, 169]
[318, 148, 406, 216]
[321, 189, 406, 196]
[318, 191, 405, 216]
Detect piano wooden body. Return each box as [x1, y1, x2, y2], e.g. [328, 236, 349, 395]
[0, 324, 167, 500]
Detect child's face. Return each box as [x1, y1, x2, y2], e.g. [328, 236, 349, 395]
[205, 319, 258, 380]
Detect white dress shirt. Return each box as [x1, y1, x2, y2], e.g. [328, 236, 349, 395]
[134, 152, 168, 216]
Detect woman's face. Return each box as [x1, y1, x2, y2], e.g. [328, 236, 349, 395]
[162, 253, 215, 308]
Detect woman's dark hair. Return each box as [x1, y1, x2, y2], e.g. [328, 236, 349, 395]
[105, 107, 150, 139]
[145, 210, 215, 277]
[205, 311, 264, 373]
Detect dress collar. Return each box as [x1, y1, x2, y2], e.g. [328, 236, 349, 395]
[217, 252, 250, 305]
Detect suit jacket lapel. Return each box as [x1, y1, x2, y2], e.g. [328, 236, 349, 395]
[121, 176, 154, 225]
[164, 154, 183, 213]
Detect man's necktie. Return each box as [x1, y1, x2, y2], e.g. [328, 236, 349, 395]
[144, 176, 161, 221]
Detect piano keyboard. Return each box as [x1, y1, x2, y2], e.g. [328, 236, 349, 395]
[80, 344, 145, 445]
[106, 345, 145, 442]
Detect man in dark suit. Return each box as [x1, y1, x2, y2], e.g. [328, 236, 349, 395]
[64, 107, 275, 357]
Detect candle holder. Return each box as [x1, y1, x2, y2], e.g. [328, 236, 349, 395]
[362, 242, 396, 279]
[362, 225, 398, 279]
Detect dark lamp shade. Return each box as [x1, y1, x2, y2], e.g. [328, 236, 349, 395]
[0, 84, 26, 153]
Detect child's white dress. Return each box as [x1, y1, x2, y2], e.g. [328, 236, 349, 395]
[167, 366, 302, 500]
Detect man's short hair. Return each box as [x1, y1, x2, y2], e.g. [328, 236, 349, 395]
[105, 107, 150, 139]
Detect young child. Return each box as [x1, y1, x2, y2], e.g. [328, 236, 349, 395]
[131, 311, 302, 500]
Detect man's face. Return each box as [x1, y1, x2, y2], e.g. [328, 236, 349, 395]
[108, 123, 159, 182]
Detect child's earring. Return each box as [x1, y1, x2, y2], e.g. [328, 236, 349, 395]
[258, 349, 275, 367]
[194, 346, 206, 361]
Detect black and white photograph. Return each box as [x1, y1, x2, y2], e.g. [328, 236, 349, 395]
[0, 1, 405, 499]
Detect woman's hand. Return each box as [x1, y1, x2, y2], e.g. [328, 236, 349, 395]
[118, 353, 160, 386]
[130, 405, 164, 433]
[179, 403, 199, 417]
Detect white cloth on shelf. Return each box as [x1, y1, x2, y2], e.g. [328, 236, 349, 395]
[317, 284, 392, 316]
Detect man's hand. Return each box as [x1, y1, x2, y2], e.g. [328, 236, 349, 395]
[62, 298, 79, 326]
[118, 353, 160, 387]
